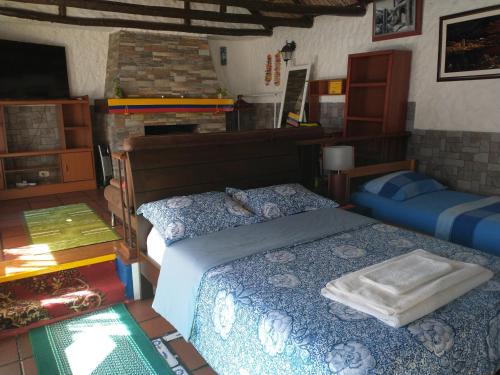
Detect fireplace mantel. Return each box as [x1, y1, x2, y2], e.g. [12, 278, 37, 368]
[96, 98, 234, 115]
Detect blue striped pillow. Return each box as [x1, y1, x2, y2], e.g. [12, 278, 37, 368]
[362, 170, 447, 201]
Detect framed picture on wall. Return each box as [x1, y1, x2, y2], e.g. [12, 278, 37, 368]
[437, 5, 500, 81]
[373, 0, 423, 41]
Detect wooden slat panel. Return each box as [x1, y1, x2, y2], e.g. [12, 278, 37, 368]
[132, 154, 298, 193]
[129, 141, 296, 171]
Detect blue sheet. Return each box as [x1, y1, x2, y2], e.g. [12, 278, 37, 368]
[152, 208, 374, 339]
[351, 190, 500, 256]
[153, 208, 500, 374]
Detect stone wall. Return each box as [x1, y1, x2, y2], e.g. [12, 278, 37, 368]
[5, 106, 61, 151]
[238, 101, 415, 133]
[3, 106, 62, 185]
[97, 31, 226, 151]
[408, 130, 500, 195]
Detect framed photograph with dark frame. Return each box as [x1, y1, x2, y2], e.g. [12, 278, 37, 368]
[437, 5, 500, 81]
[373, 0, 423, 41]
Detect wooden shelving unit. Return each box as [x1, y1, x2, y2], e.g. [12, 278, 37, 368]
[0, 96, 96, 200]
[307, 79, 346, 123]
[343, 50, 411, 137]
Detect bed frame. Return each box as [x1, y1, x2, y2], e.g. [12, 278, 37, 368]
[121, 128, 324, 296]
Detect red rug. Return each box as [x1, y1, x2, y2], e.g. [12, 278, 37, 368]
[0, 261, 125, 339]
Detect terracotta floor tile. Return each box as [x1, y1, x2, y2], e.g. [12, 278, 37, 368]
[16, 334, 32, 360]
[0, 213, 23, 225]
[0, 337, 19, 366]
[0, 361, 21, 375]
[1, 235, 30, 250]
[170, 338, 206, 371]
[0, 217, 24, 232]
[21, 357, 37, 375]
[126, 298, 158, 323]
[193, 366, 218, 375]
[27, 195, 60, 203]
[56, 191, 89, 200]
[139, 316, 175, 339]
[83, 189, 105, 200]
[28, 200, 60, 210]
[58, 198, 92, 205]
[0, 226, 26, 239]
[0, 199, 29, 210]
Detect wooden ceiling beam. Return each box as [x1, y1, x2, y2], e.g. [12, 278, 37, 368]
[190, 0, 367, 16]
[0, 6, 273, 36]
[184, 1, 191, 26]
[6, 0, 313, 28]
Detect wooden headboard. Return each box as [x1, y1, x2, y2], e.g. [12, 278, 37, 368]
[128, 138, 301, 208]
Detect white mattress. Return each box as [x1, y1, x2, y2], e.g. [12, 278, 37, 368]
[147, 227, 167, 265]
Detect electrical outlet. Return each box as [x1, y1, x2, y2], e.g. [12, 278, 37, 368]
[39, 170, 50, 178]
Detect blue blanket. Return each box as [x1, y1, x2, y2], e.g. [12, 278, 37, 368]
[352, 190, 500, 256]
[152, 208, 374, 338]
[153, 209, 500, 374]
[435, 196, 500, 248]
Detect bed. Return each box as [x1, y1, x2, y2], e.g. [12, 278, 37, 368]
[348, 161, 500, 256]
[123, 138, 500, 374]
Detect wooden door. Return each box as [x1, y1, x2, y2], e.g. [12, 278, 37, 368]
[61, 151, 94, 182]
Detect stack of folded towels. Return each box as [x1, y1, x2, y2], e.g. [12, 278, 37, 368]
[321, 249, 493, 328]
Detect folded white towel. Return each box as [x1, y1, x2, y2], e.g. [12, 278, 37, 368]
[321, 270, 492, 328]
[323, 249, 492, 318]
[360, 252, 453, 295]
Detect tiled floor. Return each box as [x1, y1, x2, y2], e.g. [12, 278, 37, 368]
[0, 189, 215, 375]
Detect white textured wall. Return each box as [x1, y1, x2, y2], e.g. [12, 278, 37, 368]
[209, 0, 500, 132]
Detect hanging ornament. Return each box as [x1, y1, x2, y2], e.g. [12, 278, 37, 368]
[274, 51, 282, 86]
[265, 54, 272, 86]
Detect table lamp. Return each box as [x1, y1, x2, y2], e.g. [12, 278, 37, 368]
[323, 145, 354, 204]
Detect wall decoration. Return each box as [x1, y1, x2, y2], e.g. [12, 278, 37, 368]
[220, 46, 227, 66]
[373, 0, 422, 41]
[437, 5, 500, 81]
[265, 54, 272, 86]
[280, 40, 297, 65]
[274, 51, 282, 86]
[277, 65, 310, 128]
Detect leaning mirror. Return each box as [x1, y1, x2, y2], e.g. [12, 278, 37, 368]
[277, 65, 311, 128]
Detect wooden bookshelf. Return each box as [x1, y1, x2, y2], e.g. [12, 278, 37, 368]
[343, 50, 412, 137]
[0, 96, 96, 200]
[307, 79, 346, 123]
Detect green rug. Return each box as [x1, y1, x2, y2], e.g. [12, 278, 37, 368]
[29, 304, 174, 375]
[24, 203, 120, 252]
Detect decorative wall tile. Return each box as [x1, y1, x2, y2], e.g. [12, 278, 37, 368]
[408, 129, 500, 195]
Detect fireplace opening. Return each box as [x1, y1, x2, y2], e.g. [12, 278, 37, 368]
[145, 124, 198, 136]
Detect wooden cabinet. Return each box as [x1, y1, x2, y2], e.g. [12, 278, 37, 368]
[61, 151, 94, 182]
[0, 96, 96, 200]
[343, 50, 412, 137]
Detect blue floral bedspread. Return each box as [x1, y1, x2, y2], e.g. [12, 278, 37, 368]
[189, 220, 500, 374]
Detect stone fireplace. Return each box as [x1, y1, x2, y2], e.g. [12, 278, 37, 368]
[94, 31, 226, 151]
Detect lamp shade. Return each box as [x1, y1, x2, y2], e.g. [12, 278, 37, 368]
[323, 145, 354, 171]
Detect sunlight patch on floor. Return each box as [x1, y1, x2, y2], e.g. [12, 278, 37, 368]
[64, 315, 132, 375]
